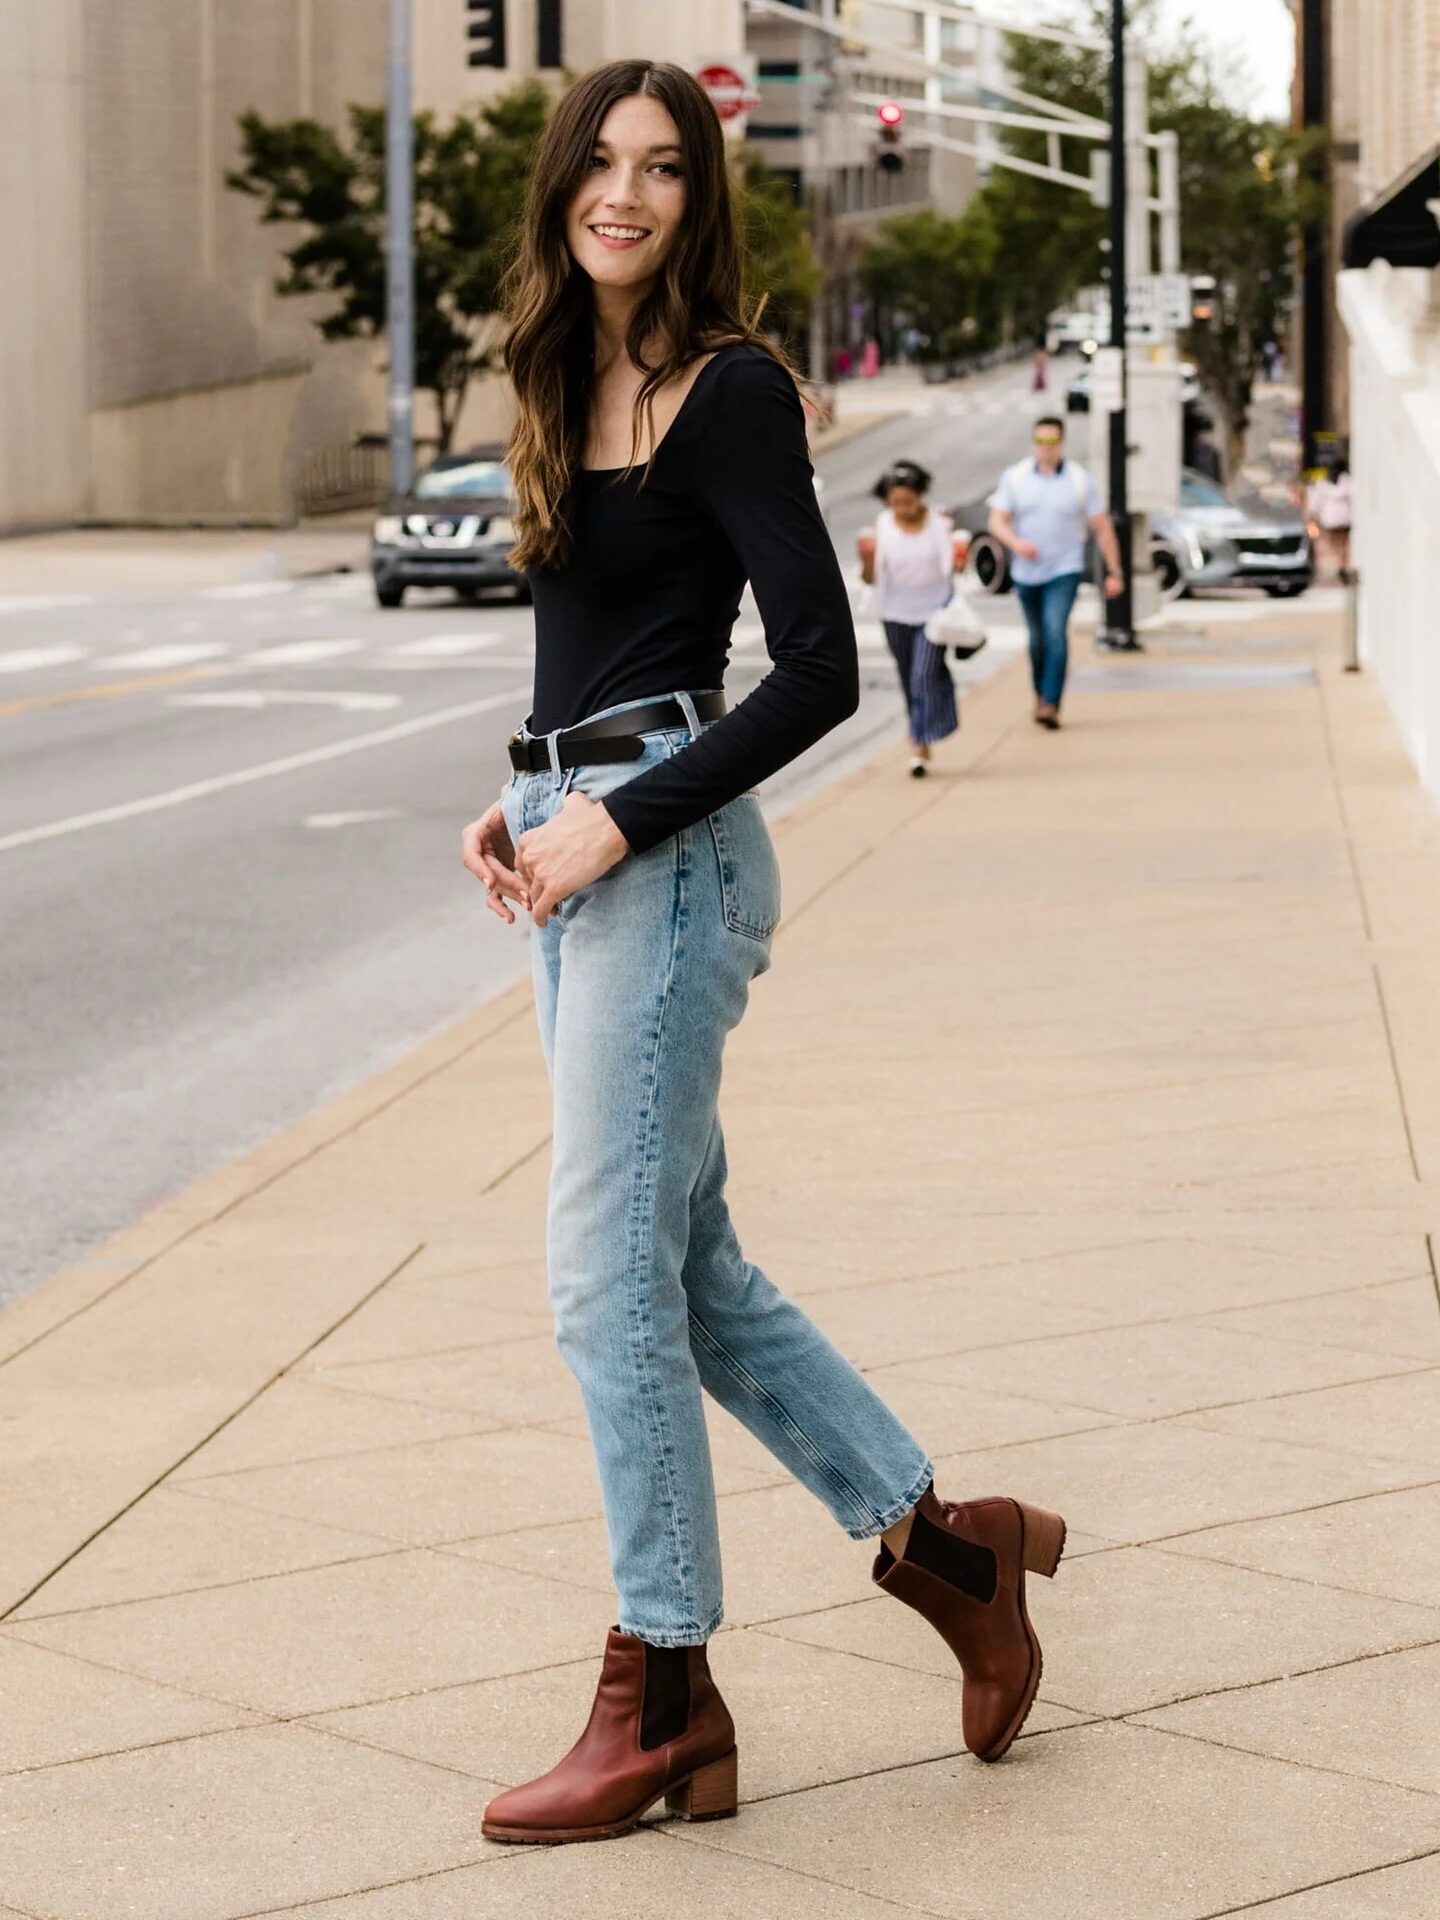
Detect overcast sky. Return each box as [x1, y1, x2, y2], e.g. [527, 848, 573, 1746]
[1009, 1, 1295, 119]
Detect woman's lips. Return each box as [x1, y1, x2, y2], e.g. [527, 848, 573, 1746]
[588, 226, 651, 250]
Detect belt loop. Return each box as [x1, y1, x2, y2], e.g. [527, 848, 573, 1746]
[673, 690, 702, 740]
[545, 728, 563, 779]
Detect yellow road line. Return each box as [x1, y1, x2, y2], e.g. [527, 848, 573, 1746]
[0, 665, 225, 720]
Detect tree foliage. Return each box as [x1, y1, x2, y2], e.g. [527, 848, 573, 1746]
[860, 204, 999, 359]
[734, 147, 822, 349]
[228, 84, 548, 451]
[862, 2, 1325, 461]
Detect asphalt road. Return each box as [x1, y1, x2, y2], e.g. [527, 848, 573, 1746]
[0, 360, 1039, 1301]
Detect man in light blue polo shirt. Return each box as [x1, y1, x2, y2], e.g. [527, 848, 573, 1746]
[988, 416, 1124, 728]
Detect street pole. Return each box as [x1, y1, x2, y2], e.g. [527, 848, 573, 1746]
[386, 0, 416, 496]
[1100, 0, 1137, 649]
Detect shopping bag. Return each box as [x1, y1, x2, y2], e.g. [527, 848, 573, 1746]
[924, 588, 988, 661]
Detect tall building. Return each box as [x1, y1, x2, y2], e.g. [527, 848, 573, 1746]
[1326, 0, 1440, 803]
[0, 2, 748, 533]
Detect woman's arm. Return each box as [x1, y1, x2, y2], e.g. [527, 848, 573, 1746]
[601, 348, 859, 855]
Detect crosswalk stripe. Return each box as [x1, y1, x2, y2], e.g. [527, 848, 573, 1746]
[97, 642, 229, 671]
[244, 639, 365, 666]
[0, 645, 86, 674]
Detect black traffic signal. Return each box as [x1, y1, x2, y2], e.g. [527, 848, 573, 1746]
[466, 0, 506, 69]
[875, 100, 904, 173]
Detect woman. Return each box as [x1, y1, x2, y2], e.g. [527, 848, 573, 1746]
[1306, 460, 1352, 582]
[862, 460, 960, 776]
[460, 60, 1065, 1847]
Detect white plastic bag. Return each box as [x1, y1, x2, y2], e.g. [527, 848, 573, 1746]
[924, 586, 987, 658]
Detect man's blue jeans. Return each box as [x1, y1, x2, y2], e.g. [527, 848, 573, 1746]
[502, 699, 933, 1646]
[1015, 571, 1082, 708]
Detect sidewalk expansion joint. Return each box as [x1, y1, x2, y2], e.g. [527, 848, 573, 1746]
[0, 1243, 426, 1621]
[1194, 1844, 1440, 1920]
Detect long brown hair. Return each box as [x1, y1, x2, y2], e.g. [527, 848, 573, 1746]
[502, 60, 787, 572]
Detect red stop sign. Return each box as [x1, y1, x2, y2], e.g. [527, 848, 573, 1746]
[697, 64, 760, 121]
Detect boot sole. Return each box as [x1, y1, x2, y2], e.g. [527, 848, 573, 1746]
[974, 1504, 1068, 1763]
[482, 1748, 738, 1845]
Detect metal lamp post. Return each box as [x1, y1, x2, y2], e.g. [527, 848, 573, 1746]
[386, 0, 416, 496]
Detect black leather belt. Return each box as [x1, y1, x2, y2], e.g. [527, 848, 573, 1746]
[507, 692, 726, 773]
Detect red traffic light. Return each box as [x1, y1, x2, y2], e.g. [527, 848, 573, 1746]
[876, 101, 904, 127]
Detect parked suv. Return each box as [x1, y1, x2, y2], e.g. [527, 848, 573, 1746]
[370, 446, 523, 608]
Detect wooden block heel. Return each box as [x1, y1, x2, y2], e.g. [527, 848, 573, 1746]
[665, 1748, 738, 1822]
[1017, 1502, 1067, 1578]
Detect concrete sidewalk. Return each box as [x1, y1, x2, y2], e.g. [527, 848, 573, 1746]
[3, 600, 1440, 1920]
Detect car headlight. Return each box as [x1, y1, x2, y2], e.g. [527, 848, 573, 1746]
[373, 515, 405, 543]
[1183, 528, 1206, 570]
[484, 515, 516, 543]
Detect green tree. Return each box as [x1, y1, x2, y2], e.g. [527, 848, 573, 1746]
[228, 83, 548, 452]
[860, 202, 1000, 359]
[975, 2, 1324, 468]
[734, 147, 821, 349]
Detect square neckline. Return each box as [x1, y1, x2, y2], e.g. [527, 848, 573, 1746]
[578, 347, 731, 474]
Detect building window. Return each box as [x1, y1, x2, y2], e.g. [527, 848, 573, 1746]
[758, 60, 802, 79]
[537, 0, 561, 68]
[748, 123, 803, 140]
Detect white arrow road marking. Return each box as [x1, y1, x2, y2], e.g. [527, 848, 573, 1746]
[98, 642, 228, 671]
[0, 686, 527, 855]
[304, 808, 403, 830]
[168, 689, 400, 713]
[0, 645, 87, 674]
[243, 639, 365, 665]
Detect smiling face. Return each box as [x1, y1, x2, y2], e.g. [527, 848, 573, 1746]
[564, 93, 688, 294]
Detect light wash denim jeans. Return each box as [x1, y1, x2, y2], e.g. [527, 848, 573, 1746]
[502, 694, 934, 1646]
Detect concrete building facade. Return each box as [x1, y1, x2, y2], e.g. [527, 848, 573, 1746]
[0, 1, 748, 534]
[1331, 0, 1440, 804]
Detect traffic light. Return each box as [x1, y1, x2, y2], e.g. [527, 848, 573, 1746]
[466, 0, 506, 69]
[875, 100, 904, 173]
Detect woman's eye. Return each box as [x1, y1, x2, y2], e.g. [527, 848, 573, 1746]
[652, 162, 681, 178]
[587, 154, 608, 171]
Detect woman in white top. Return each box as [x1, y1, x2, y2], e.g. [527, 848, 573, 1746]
[1305, 460, 1352, 581]
[861, 460, 958, 776]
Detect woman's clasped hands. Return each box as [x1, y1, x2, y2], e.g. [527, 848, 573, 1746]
[461, 790, 629, 928]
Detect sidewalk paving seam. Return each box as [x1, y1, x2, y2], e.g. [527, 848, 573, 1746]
[1371, 964, 1425, 1182]
[1123, 1713, 1440, 1805]
[659, 1821, 953, 1920]
[1194, 1846, 1440, 1920]
[1138, 1472, 1440, 1549]
[0, 994, 533, 1372]
[0, 1243, 422, 1622]
[1125, 1635, 1440, 1734]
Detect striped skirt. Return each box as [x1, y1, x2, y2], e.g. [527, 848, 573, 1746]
[883, 621, 959, 747]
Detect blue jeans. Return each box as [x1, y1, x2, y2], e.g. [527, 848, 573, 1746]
[502, 696, 933, 1646]
[1015, 571, 1082, 709]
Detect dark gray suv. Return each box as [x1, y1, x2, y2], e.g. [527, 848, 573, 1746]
[370, 446, 524, 608]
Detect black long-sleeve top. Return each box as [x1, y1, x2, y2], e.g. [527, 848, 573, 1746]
[526, 342, 859, 854]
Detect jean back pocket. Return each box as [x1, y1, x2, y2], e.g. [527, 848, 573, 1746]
[707, 795, 781, 943]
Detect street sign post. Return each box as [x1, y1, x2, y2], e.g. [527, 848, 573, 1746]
[1126, 272, 1191, 338]
[696, 61, 761, 123]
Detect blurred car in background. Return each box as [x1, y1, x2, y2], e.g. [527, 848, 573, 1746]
[958, 468, 1312, 600]
[1066, 361, 1202, 414]
[370, 446, 523, 608]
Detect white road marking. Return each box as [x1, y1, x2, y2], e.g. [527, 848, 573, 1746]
[201, 580, 293, 599]
[244, 638, 365, 665]
[97, 641, 229, 671]
[0, 594, 95, 616]
[385, 631, 502, 658]
[168, 688, 401, 713]
[97, 642, 228, 670]
[304, 808, 403, 830]
[0, 645, 86, 674]
[0, 686, 527, 855]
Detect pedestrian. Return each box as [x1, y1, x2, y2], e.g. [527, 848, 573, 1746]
[833, 342, 852, 380]
[1032, 345, 1048, 392]
[860, 335, 880, 378]
[460, 59, 1067, 1847]
[860, 459, 960, 776]
[1306, 459, 1352, 581]
[988, 414, 1125, 728]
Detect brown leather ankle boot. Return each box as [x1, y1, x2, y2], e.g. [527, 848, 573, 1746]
[481, 1628, 738, 1844]
[874, 1488, 1066, 1762]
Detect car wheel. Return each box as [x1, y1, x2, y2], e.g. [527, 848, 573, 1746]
[1151, 543, 1186, 602]
[375, 581, 404, 609]
[968, 535, 1011, 596]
